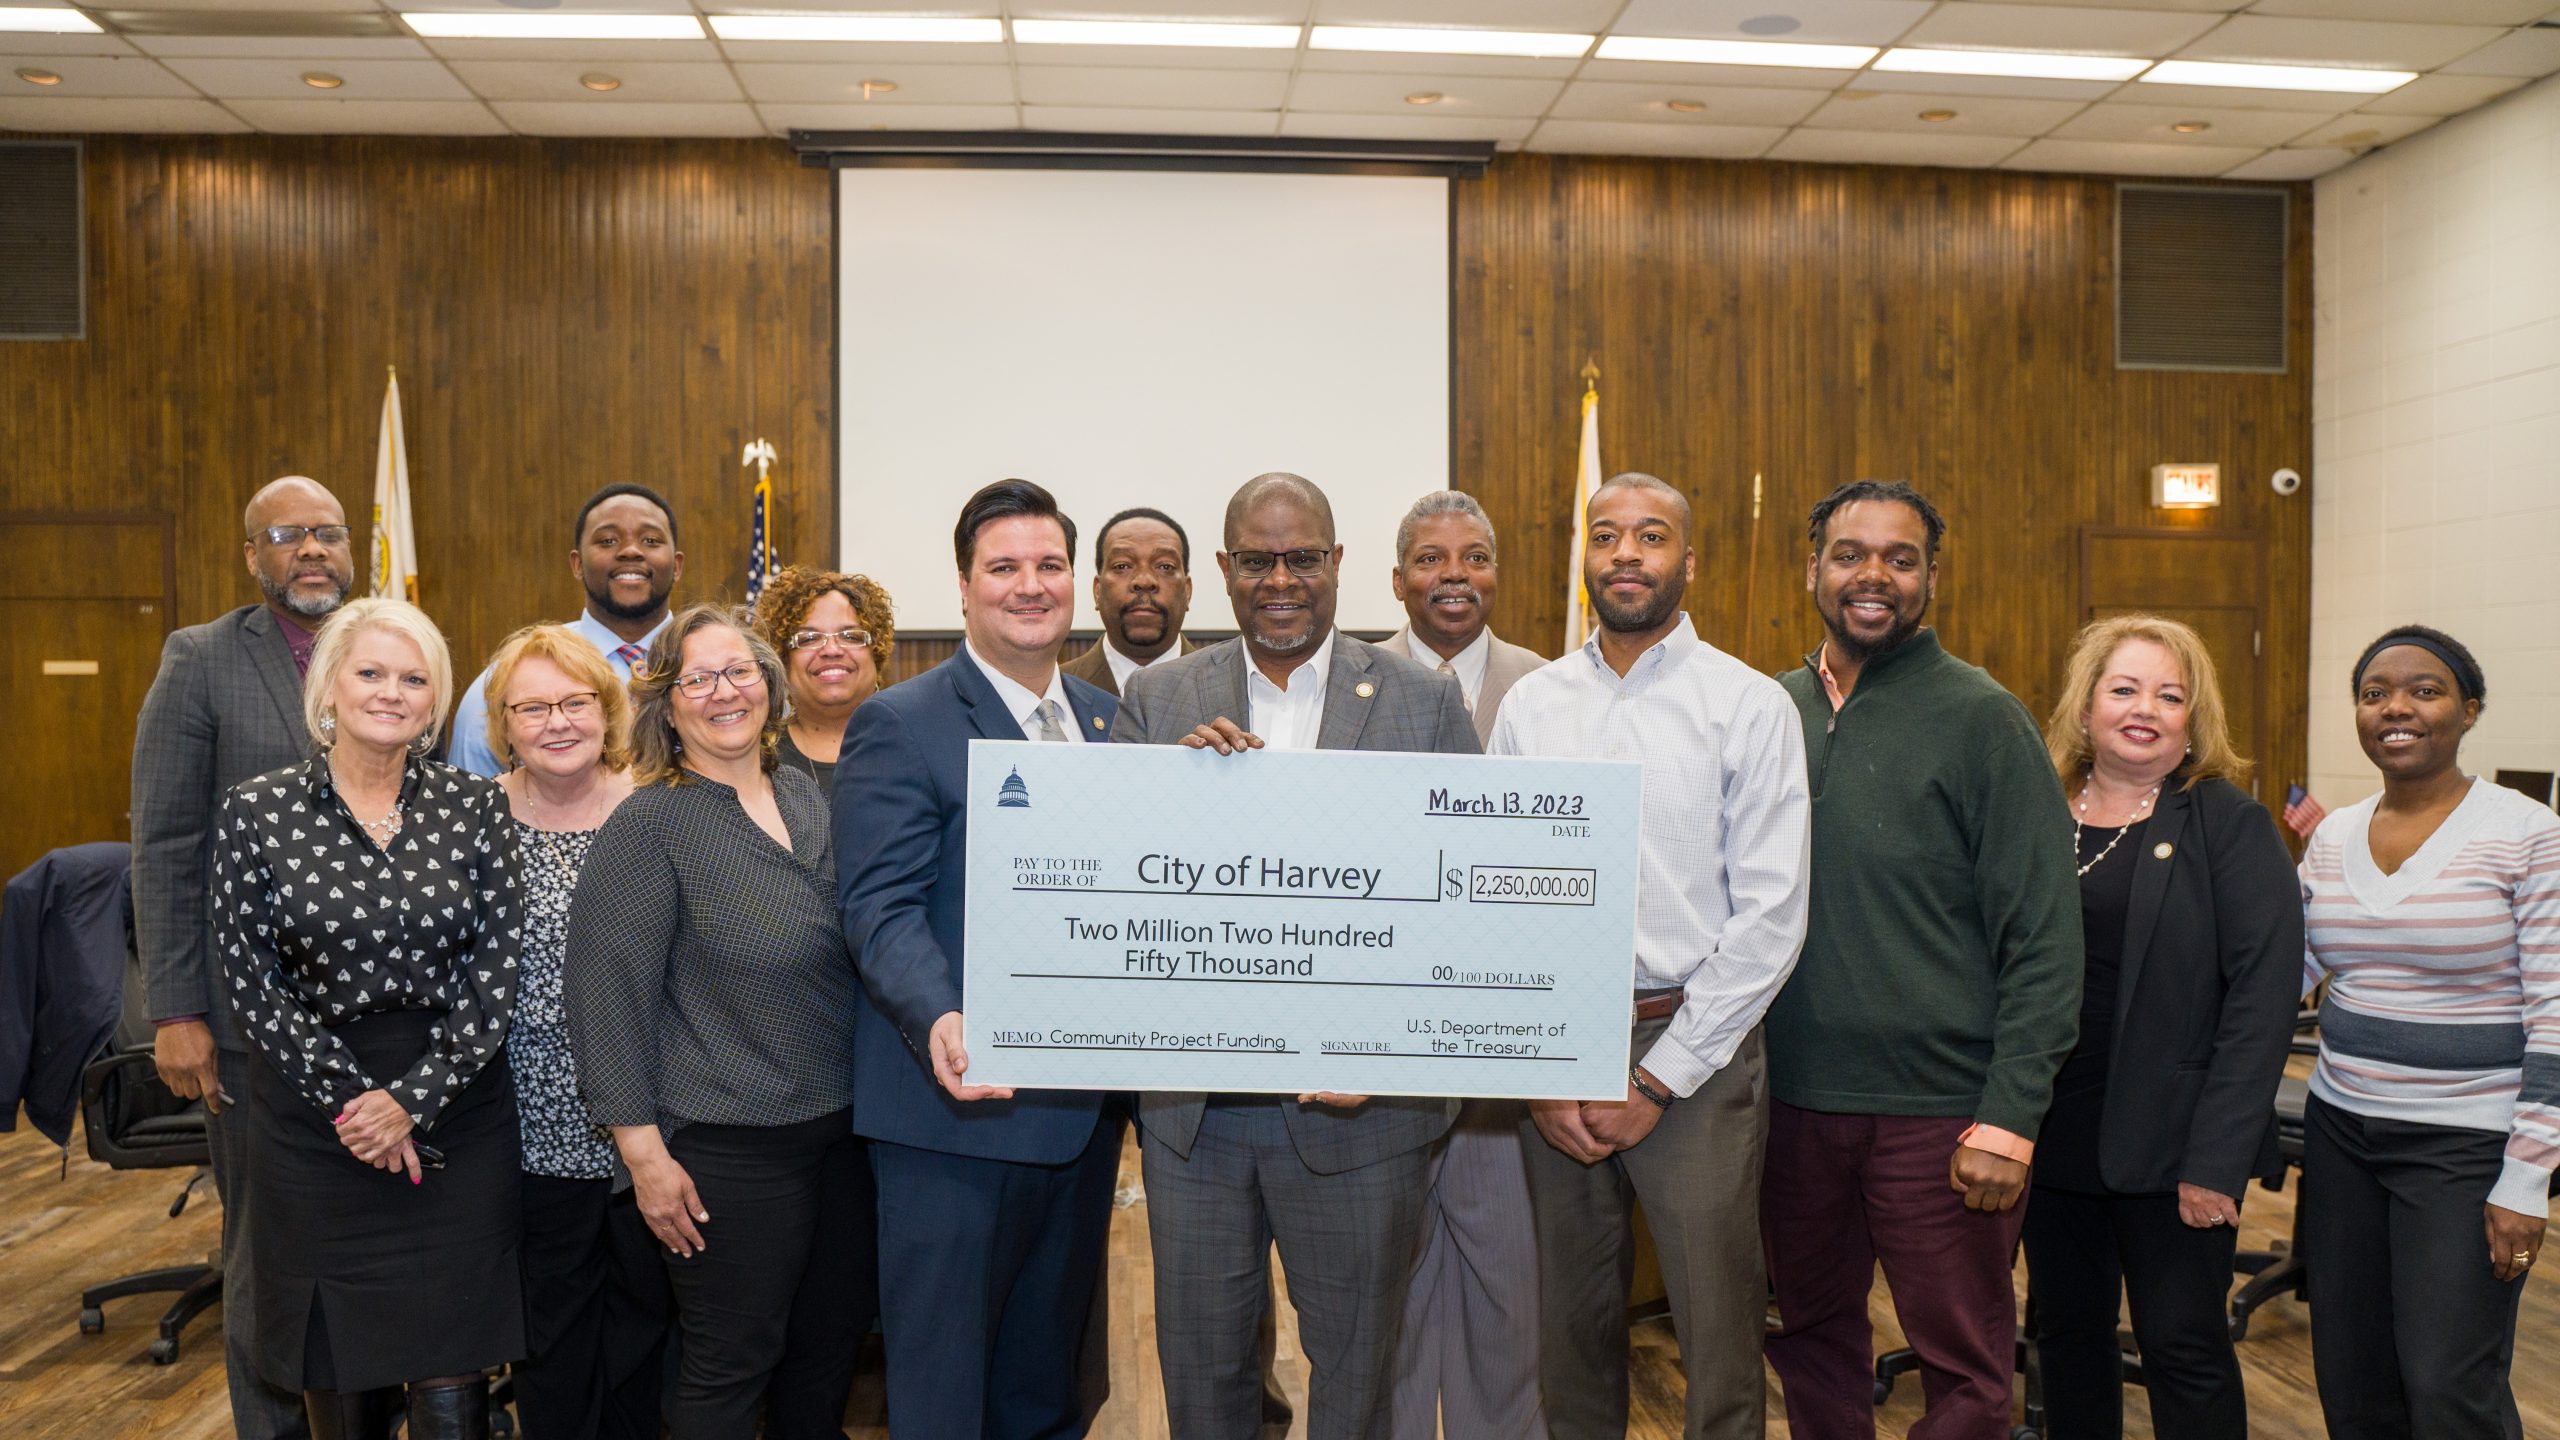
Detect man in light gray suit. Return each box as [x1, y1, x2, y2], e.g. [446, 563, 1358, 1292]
[131, 474, 352, 1440]
[1381, 489, 1549, 1439]
[1114, 473, 1473, 1440]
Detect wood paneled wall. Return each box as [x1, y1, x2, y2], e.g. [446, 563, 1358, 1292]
[0, 137, 2310, 800]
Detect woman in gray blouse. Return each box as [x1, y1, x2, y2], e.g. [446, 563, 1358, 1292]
[563, 605, 870, 1440]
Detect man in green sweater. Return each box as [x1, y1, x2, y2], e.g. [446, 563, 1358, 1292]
[1760, 480, 2082, 1440]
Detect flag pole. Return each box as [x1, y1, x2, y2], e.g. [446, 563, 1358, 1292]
[1742, 471, 1764, 665]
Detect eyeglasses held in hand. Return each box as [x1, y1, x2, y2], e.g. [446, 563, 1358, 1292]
[508, 692, 601, 724]
[675, 662, 765, 699]
[788, 627, 873, 652]
[1227, 547, 1330, 579]
[255, 524, 352, 549]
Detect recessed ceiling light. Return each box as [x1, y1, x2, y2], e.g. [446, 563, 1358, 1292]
[1012, 19, 1298, 48]
[400, 12, 705, 40]
[708, 15, 1001, 43]
[301, 71, 343, 89]
[1403, 91, 1445, 106]
[0, 7, 102, 33]
[2140, 59, 2413, 95]
[16, 64, 62, 84]
[1917, 108, 1957, 122]
[1875, 48, 2150, 82]
[2170, 119, 2210, 134]
[580, 72, 621, 92]
[860, 78, 897, 99]
[1594, 36, 1875, 69]
[1664, 99, 1706, 114]
[1309, 25, 1591, 60]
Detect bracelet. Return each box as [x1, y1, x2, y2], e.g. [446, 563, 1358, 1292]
[1628, 1069, 1674, 1110]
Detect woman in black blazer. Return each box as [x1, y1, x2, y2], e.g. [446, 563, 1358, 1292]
[2024, 615, 2303, 1440]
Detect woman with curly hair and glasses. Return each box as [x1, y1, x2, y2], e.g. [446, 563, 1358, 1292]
[750, 566, 896, 796]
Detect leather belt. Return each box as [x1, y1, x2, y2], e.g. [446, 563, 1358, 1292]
[1633, 989, 1684, 1022]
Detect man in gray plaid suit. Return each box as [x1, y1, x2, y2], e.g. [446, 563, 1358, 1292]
[131, 474, 353, 1439]
[1112, 473, 1474, 1439]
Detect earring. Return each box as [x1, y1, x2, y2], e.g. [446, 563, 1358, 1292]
[408, 732, 436, 758]
[318, 711, 336, 746]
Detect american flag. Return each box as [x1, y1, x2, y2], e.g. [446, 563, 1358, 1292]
[2284, 783, 2328, 840]
[743, 438, 780, 615]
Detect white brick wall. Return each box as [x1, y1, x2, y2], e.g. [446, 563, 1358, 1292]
[2310, 71, 2560, 813]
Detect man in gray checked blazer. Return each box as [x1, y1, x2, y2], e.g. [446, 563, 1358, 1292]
[131, 474, 352, 1440]
[1114, 473, 1473, 1440]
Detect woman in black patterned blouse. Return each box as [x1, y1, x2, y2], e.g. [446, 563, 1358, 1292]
[211, 597, 523, 1440]
[481, 623, 668, 1440]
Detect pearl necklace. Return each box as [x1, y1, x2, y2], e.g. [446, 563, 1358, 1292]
[2074, 779, 2160, 878]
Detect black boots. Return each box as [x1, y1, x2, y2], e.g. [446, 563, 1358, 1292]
[301, 1387, 396, 1440]
[405, 1376, 493, 1440]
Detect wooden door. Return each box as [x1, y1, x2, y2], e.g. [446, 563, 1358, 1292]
[0, 515, 175, 881]
[2081, 528, 2267, 806]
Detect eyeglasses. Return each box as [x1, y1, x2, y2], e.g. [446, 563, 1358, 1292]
[254, 524, 352, 549]
[674, 662, 765, 699]
[788, 627, 873, 653]
[507, 692, 601, 724]
[1227, 548, 1331, 579]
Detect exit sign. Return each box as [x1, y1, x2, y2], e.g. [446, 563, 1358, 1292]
[2151, 463, 2221, 509]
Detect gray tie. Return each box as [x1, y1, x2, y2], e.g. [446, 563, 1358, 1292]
[1439, 659, 1472, 718]
[1034, 698, 1069, 742]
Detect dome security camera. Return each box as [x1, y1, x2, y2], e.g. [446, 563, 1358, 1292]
[2270, 468, 2303, 496]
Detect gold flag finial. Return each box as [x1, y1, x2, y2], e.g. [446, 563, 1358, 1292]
[1580, 356, 1599, 394]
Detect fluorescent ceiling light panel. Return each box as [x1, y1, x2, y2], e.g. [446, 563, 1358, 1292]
[1309, 25, 1591, 60]
[2140, 60, 2413, 95]
[1592, 36, 1875, 70]
[708, 16, 1002, 44]
[1011, 20, 1298, 49]
[1875, 48, 2150, 82]
[400, 13, 706, 41]
[0, 7, 104, 32]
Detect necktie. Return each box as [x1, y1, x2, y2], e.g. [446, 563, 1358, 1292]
[1439, 659, 1473, 718]
[1034, 699, 1069, 742]
[614, 642, 646, 673]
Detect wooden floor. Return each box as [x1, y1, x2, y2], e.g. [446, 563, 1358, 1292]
[3, 1117, 2550, 1438]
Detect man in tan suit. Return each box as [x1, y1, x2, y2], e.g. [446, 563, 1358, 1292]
[1383, 489, 1550, 1438]
[1061, 507, 1198, 697]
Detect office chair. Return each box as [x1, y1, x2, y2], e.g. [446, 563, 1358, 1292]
[75, 1045, 221, 1365]
[2228, 1016, 2323, 1340]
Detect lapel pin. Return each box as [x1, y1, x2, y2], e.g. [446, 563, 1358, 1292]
[2153, 842, 2174, 860]
[1091, 716, 1104, 730]
[1354, 681, 1376, 699]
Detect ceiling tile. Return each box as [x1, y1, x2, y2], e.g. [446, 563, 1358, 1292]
[1804, 92, 2089, 133]
[2355, 71, 2524, 114]
[1016, 65, 1290, 107]
[422, 39, 723, 62]
[2286, 110, 2440, 146]
[1295, 48, 1576, 78]
[229, 98, 507, 133]
[716, 40, 1008, 66]
[1547, 79, 1832, 124]
[2120, 79, 2360, 111]
[1897, 3, 2223, 54]
[1312, 0, 1623, 28]
[756, 101, 1018, 131]
[1283, 69, 1561, 116]
[2242, 0, 2553, 21]
[98, 0, 378, 9]
[2220, 145, 2357, 179]
[1278, 109, 1536, 143]
[161, 58, 472, 100]
[736, 62, 1013, 104]
[0, 95, 249, 129]
[2049, 99, 2326, 143]
[489, 100, 764, 136]
[2174, 16, 2510, 69]
[1830, 71, 2121, 100]
[1605, 0, 1936, 46]
[1999, 135, 2262, 173]
[1018, 104, 1282, 134]
[129, 36, 432, 59]
[385, 0, 698, 11]
[2437, 29, 2560, 77]
[0, 32, 139, 57]
[446, 60, 744, 102]
[1526, 118, 1785, 155]
[1961, 0, 2237, 9]
[1766, 128, 2031, 165]
[1574, 57, 1864, 88]
[0, 53, 194, 97]
[1012, 1, 1311, 17]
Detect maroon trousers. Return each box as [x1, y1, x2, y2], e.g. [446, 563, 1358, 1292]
[1761, 1102, 2028, 1440]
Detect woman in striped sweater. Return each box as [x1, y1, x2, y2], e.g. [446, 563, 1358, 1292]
[2300, 624, 2558, 1440]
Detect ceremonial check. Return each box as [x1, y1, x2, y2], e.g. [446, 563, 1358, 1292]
[963, 740, 1641, 1101]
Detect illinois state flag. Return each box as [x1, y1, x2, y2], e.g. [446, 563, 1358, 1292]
[371, 369, 418, 603]
[1563, 378, 1601, 652]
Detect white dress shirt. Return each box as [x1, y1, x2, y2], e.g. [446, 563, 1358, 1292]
[1102, 634, 1186, 694]
[1488, 617, 1811, 1097]
[449, 609, 672, 777]
[1399, 626, 1491, 715]
[1244, 628, 1336, 752]
[965, 641, 1086, 743]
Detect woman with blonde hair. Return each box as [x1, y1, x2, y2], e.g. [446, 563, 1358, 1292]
[210, 597, 523, 1439]
[2022, 613, 2301, 1440]
[480, 623, 667, 1440]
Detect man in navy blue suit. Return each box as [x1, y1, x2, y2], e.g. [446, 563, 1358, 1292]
[835, 479, 1123, 1439]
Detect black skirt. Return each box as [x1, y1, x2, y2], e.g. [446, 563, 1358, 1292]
[246, 1007, 527, 1392]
